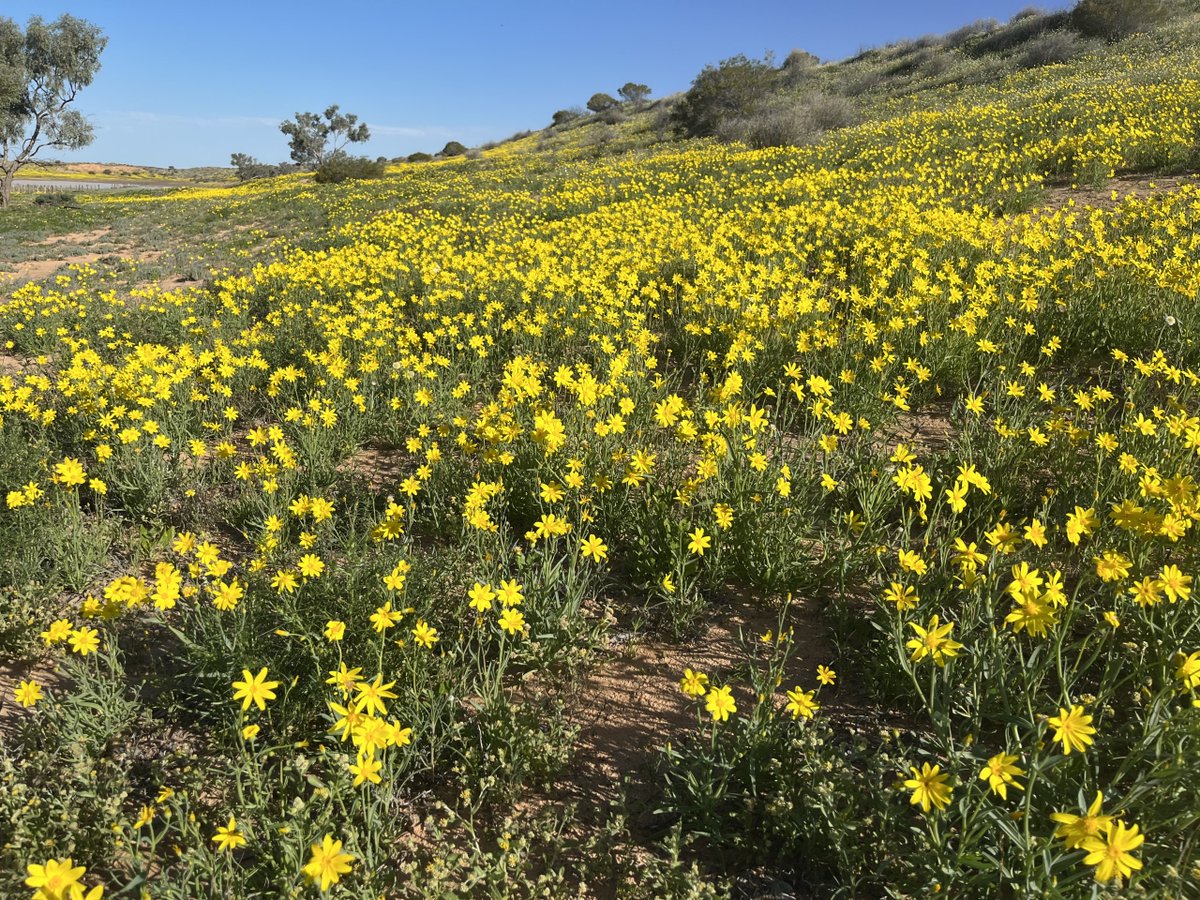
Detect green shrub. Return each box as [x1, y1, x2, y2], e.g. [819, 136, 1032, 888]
[1020, 29, 1088, 67]
[440, 140, 467, 157]
[312, 154, 386, 184]
[598, 106, 626, 125]
[944, 18, 1000, 48]
[781, 48, 819, 71]
[229, 152, 290, 182]
[970, 10, 1071, 55]
[1072, 0, 1170, 40]
[671, 54, 777, 138]
[780, 48, 820, 86]
[717, 92, 859, 148]
[32, 191, 79, 207]
[618, 82, 651, 105]
[551, 108, 583, 127]
[586, 92, 618, 113]
[405, 152, 432, 163]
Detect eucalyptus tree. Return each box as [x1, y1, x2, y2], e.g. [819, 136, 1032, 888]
[0, 14, 106, 208]
[280, 105, 369, 169]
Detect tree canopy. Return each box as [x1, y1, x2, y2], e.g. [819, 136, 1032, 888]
[0, 14, 106, 208]
[280, 105, 369, 169]
[618, 82, 652, 105]
[586, 92, 618, 113]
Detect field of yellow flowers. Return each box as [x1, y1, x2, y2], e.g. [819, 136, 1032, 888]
[2, 35, 1199, 899]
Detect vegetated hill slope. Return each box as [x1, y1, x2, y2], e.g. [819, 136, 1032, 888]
[502, 2, 1200, 165]
[1, 5, 1199, 899]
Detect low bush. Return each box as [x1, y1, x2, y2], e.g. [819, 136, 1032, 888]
[945, 18, 1000, 49]
[1020, 29, 1088, 67]
[672, 54, 778, 138]
[32, 192, 79, 207]
[780, 49, 820, 86]
[586, 92, 618, 113]
[230, 153, 291, 182]
[551, 108, 583, 127]
[717, 92, 859, 149]
[312, 154, 386, 184]
[1011, 5, 1045, 21]
[970, 11, 1072, 55]
[1072, 0, 1170, 40]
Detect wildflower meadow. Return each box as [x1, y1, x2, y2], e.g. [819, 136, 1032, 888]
[2, 21, 1199, 900]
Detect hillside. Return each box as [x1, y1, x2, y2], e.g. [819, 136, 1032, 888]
[498, 2, 1200, 166]
[19, 161, 232, 185]
[1, 4, 1199, 898]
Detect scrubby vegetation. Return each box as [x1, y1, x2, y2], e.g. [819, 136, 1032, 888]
[312, 155, 387, 185]
[2, 2, 1200, 898]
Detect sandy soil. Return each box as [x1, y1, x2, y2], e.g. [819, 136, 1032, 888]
[557, 596, 834, 815]
[1039, 171, 1200, 211]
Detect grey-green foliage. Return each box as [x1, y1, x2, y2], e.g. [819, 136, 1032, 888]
[0, 14, 106, 208]
[586, 92, 618, 113]
[551, 107, 583, 127]
[279, 104, 369, 169]
[671, 54, 778, 138]
[618, 82, 651, 106]
[1072, 0, 1171, 40]
[229, 152, 292, 182]
[1019, 29, 1088, 67]
[312, 153, 386, 184]
[717, 92, 859, 149]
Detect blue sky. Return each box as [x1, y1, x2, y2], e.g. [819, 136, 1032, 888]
[8, 0, 1069, 168]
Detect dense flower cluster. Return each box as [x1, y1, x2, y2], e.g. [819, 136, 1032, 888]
[2, 33, 1199, 898]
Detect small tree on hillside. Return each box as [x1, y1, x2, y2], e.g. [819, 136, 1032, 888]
[230, 152, 290, 182]
[0, 14, 106, 209]
[280, 105, 369, 169]
[440, 140, 467, 157]
[618, 82, 651, 106]
[586, 92, 618, 113]
[231, 152, 262, 181]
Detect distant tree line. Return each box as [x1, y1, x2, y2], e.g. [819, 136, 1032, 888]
[232, 114, 487, 182]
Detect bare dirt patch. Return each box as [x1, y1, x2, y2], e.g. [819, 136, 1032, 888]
[36, 227, 113, 247]
[879, 398, 957, 456]
[2, 243, 168, 290]
[149, 274, 197, 293]
[0, 352, 31, 373]
[339, 444, 411, 491]
[556, 596, 833, 816]
[0, 657, 68, 740]
[1, 252, 107, 285]
[1039, 171, 1200, 212]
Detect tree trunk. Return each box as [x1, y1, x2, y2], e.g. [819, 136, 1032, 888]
[0, 171, 11, 209]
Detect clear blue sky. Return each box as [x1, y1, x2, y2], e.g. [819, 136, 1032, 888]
[8, 0, 1070, 168]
